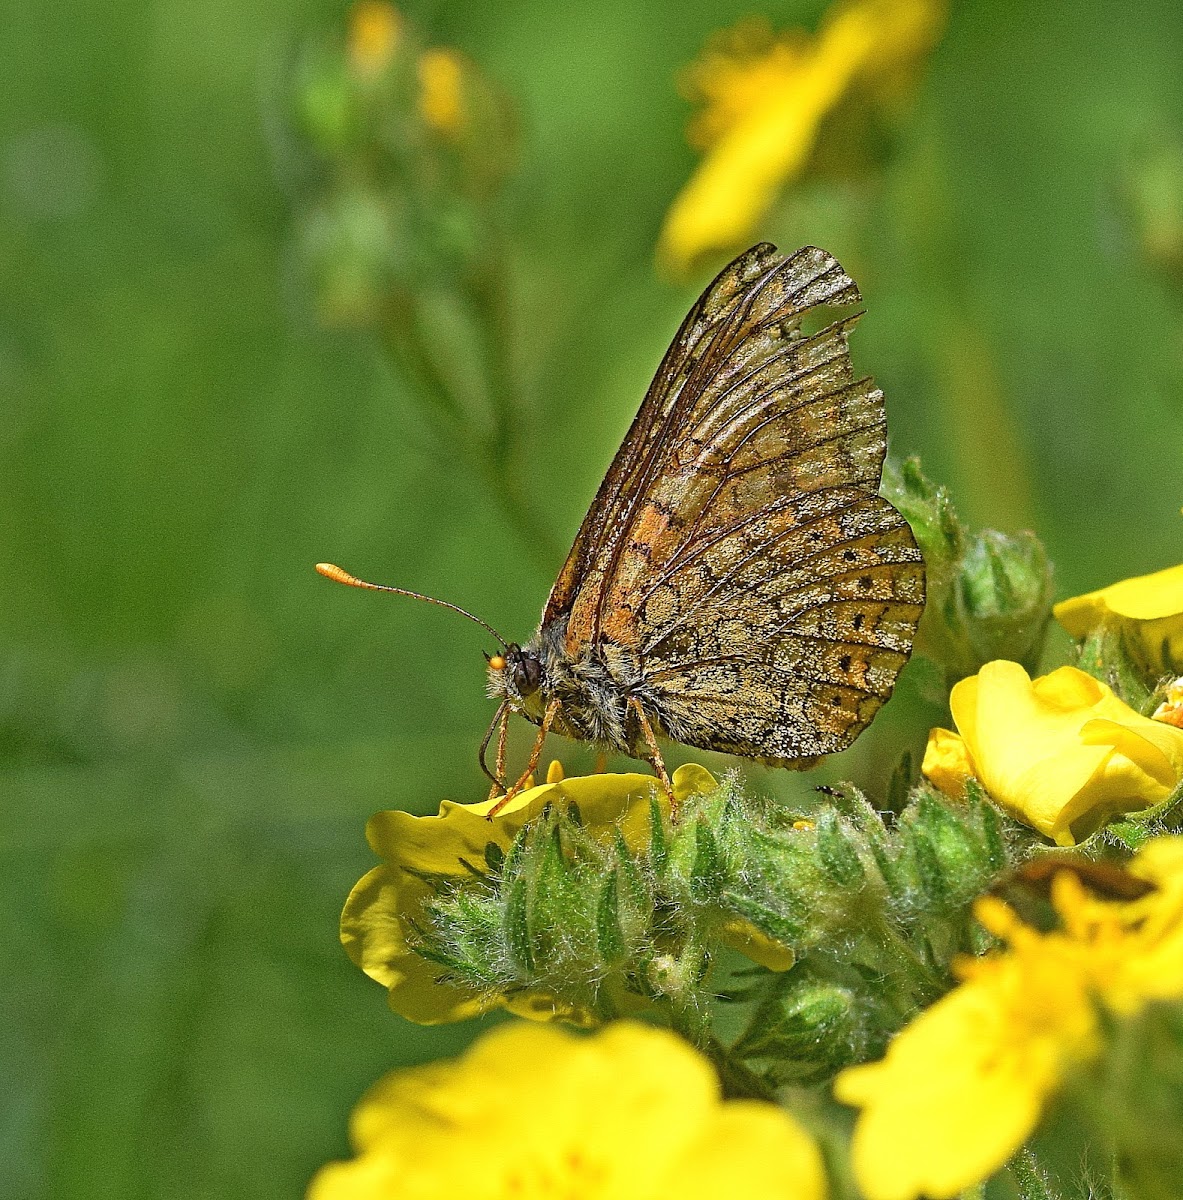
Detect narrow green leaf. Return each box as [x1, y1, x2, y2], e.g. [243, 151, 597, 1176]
[595, 872, 624, 962]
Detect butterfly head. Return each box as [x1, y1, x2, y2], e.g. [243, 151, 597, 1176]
[486, 644, 543, 705]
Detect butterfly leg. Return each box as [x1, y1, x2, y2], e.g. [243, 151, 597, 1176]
[487, 698, 562, 819]
[628, 697, 675, 805]
[479, 701, 511, 798]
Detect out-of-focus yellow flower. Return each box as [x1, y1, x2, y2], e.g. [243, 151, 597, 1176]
[1055, 563, 1183, 675]
[347, 0, 402, 77]
[921, 660, 1183, 846]
[658, 0, 945, 273]
[417, 47, 466, 137]
[835, 837, 1183, 1200]
[341, 764, 790, 1023]
[1154, 676, 1183, 729]
[308, 1021, 828, 1200]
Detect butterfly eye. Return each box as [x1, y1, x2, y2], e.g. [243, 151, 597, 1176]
[489, 654, 507, 671]
[513, 654, 542, 696]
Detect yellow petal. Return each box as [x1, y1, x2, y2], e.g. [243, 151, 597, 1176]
[717, 917, 796, 972]
[658, 0, 945, 272]
[920, 726, 974, 796]
[417, 47, 466, 137]
[663, 1101, 827, 1200]
[1054, 564, 1183, 672]
[951, 663, 1108, 839]
[945, 661, 1183, 844]
[1054, 563, 1183, 630]
[347, 0, 402, 77]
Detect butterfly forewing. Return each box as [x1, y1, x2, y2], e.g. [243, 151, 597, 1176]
[544, 244, 924, 765]
[544, 244, 789, 637]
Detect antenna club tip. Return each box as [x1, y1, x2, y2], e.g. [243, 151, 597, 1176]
[316, 562, 360, 586]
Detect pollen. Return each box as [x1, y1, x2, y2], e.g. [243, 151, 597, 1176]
[489, 654, 506, 671]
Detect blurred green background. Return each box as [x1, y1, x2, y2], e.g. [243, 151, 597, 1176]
[3, 0, 1182, 1196]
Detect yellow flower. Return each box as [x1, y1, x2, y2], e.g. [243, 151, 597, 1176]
[308, 1020, 828, 1200]
[341, 764, 789, 1023]
[658, 0, 945, 273]
[346, 0, 402, 77]
[835, 838, 1183, 1200]
[417, 47, 466, 137]
[921, 660, 1183, 846]
[1054, 562, 1183, 674]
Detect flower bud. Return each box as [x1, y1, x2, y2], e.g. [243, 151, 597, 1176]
[881, 456, 963, 569]
[1119, 134, 1183, 289]
[297, 188, 405, 328]
[905, 792, 988, 908]
[954, 529, 1054, 672]
[816, 809, 865, 888]
[885, 457, 1054, 683]
[595, 873, 626, 964]
[734, 971, 867, 1080]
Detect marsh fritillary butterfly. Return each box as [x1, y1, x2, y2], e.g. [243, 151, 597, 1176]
[319, 244, 925, 809]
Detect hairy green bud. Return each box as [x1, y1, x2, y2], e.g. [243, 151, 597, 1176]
[884, 457, 1054, 685]
[816, 809, 866, 888]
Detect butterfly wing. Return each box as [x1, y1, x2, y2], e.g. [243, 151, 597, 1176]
[546, 244, 924, 763]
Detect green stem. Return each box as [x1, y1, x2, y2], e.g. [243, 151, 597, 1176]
[467, 237, 518, 462]
[856, 914, 948, 1015]
[699, 1033, 780, 1102]
[380, 303, 562, 574]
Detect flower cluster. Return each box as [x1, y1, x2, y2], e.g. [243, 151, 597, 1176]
[314, 546, 1183, 1200]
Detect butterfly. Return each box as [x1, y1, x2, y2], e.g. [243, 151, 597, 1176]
[319, 243, 925, 812]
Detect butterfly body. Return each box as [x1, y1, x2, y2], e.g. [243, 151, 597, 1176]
[489, 623, 827, 768]
[484, 243, 925, 791]
[487, 625, 653, 755]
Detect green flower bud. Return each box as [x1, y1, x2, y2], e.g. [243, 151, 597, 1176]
[647, 794, 668, 870]
[297, 188, 405, 328]
[1008, 1149, 1064, 1200]
[954, 529, 1054, 673]
[733, 969, 880, 1082]
[816, 809, 865, 888]
[1075, 621, 1154, 712]
[503, 874, 533, 973]
[721, 890, 805, 949]
[968, 781, 1008, 874]
[691, 820, 728, 901]
[909, 792, 990, 906]
[1119, 133, 1183, 289]
[885, 457, 1054, 684]
[882, 457, 964, 570]
[595, 873, 625, 964]
[293, 57, 358, 157]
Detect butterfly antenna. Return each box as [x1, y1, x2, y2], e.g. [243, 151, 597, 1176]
[315, 563, 510, 650]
